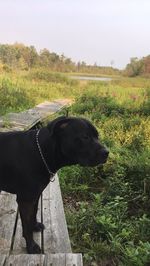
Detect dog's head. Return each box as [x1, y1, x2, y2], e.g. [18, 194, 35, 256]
[47, 116, 109, 167]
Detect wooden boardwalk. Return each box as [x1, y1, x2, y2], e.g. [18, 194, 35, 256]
[0, 99, 71, 132]
[0, 100, 83, 266]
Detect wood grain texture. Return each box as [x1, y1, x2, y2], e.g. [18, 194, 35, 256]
[0, 99, 72, 132]
[0, 255, 6, 266]
[42, 174, 72, 254]
[66, 253, 83, 266]
[12, 197, 42, 254]
[4, 254, 83, 266]
[45, 254, 83, 266]
[0, 192, 17, 254]
[5, 254, 45, 266]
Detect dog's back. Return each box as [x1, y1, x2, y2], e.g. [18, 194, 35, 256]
[0, 130, 37, 194]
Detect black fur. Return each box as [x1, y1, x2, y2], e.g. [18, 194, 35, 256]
[0, 116, 109, 253]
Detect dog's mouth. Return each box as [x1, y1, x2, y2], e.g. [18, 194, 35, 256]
[80, 156, 108, 167]
[77, 147, 109, 167]
[91, 157, 108, 166]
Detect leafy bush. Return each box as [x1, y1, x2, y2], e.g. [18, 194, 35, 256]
[0, 69, 150, 265]
[59, 90, 150, 265]
[26, 69, 78, 86]
[0, 78, 35, 115]
[71, 92, 150, 119]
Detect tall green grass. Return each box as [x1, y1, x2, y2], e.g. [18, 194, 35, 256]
[0, 78, 35, 115]
[0, 70, 79, 115]
[0, 70, 149, 116]
[59, 90, 150, 266]
[0, 69, 150, 265]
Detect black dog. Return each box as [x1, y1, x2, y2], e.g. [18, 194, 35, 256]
[0, 116, 109, 254]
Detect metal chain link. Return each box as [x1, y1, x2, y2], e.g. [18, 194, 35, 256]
[36, 129, 55, 182]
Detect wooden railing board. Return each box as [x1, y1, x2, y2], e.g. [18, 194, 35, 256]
[0, 99, 72, 132]
[0, 255, 6, 266]
[0, 192, 17, 255]
[12, 198, 42, 255]
[42, 175, 72, 254]
[5, 254, 45, 266]
[11, 213, 27, 255]
[4, 254, 83, 266]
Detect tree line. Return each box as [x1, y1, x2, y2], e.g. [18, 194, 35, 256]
[124, 56, 150, 77]
[0, 43, 150, 77]
[0, 43, 119, 75]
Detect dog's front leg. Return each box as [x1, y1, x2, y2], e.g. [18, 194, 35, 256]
[17, 200, 41, 254]
[33, 195, 45, 232]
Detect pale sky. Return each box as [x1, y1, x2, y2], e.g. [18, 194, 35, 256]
[0, 0, 149, 69]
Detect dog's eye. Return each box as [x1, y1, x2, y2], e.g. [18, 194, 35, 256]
[75, 135, 90, 146]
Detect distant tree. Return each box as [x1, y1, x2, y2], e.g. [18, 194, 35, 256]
[39, 49, 52, 67]
[60, 53, 66, 62]
[0, 44, 17, 67]
[50, 52, 60, 64]
[0, 42, 120, 74]
[77, 62, 81, 72]
[20, 45, 38, 69]
[143, 55, 150, 75]
[0, 60, 4, 72]
[125, 57, 144, 77]
[0, 43, 38, 69]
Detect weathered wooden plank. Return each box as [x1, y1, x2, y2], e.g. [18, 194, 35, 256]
[0, 192, 18, 254]
[5, 254, 45, 266]
[45, 254, 83, 266]
[42, 174, 72, 253]
[34, 196, 43, 252]
[35, 99, 72, 115]
[45, 253, 66, 266]
[4, 254, 83, 266]
[11, 213, 27, 254]
[66, 253, 83, 266]
[3, 112, 41, 130]
[0, 255, 6, 266]
[12, 196, 42, 254]
[0, 99, 72, 132]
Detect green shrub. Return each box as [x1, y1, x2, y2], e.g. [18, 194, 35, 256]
[0, 70, 150, 265]
[0, 78, 35, 115]
[60, 90, 150, 265]
[26, 68, 78, 86]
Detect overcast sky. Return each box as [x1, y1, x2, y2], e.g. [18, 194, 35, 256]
[0, 0, 149, 69]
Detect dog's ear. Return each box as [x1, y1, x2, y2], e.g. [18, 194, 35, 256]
[47, 116, 70, 136]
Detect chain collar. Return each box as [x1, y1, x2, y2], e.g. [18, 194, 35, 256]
[36, 129, 55, 182]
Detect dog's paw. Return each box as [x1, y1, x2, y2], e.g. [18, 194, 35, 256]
[33, 222, 45, 232]
[27, 240, 42, 254]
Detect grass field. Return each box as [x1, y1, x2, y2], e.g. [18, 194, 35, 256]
[0, 69, 150, 265]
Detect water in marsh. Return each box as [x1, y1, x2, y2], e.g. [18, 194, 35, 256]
[70, 75, 112, 81]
